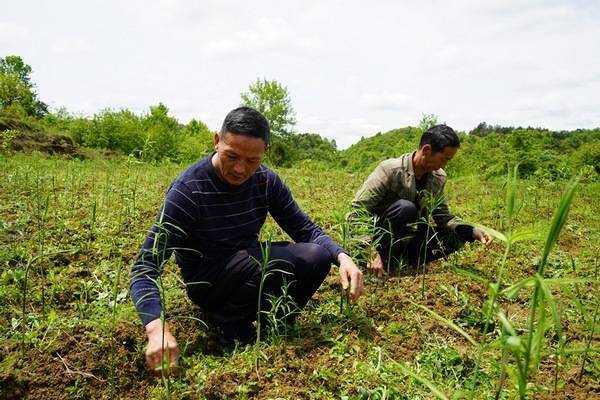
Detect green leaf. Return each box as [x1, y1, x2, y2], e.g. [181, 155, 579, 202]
[502, 277, 535, 299]
[496, 311, 517, 336]
[469, 223, 507, 242]
[509, 228, 543, 244]
[506, 335, 523, 353]
[536, 274, 564, 343]
[539, 177, 578, 274]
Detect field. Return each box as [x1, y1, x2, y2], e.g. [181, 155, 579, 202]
[0, 152, 598, 399]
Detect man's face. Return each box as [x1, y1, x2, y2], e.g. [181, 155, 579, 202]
[213, 131, 266, 185]
[422, 145, 458, 172]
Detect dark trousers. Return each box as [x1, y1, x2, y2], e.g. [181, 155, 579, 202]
[375, 199, 467, 269]
[186, 242, 332, 330]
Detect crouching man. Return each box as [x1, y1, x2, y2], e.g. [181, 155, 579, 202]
[352, 124, 491, 274]
[130, 106, 364, 372]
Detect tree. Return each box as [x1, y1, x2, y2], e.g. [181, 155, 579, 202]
[0, 55, 47, 117]
[418, 113, 439, 132]
[140, 103, 180, 160]
[0, 56, 33, 86]
[240, 78, 296, 142]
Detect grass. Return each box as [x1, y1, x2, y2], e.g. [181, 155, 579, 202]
[0, 152, 598, 399]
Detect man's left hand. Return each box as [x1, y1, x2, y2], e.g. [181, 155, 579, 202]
[338, 253, 364, 302]
[473, 228, 492, 246]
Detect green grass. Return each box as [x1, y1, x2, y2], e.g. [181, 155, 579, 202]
[0, 152, 598, 399]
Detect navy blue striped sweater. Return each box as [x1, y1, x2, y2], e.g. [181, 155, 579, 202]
[130, 154, 344, 325]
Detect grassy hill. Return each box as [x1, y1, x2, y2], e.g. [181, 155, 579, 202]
[338, 126, 600, 181]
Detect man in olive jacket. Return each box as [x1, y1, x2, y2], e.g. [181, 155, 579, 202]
[352, 125, 491, 274]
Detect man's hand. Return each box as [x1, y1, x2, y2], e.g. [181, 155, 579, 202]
[338, 253, 364, 301]
[367, 253, 384, 277]
[145, 319, 179, 374]
[473, 228, 492, 246]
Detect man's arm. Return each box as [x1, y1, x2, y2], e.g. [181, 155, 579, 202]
[351, 161, 391, 212]
[430, 183, 491, 245]
[267, 173, 344, 259]
[268, 173, 364, 300]
[130, 182, 197, 371]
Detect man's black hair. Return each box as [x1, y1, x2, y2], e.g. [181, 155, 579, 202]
[419, 124, 460, 153]
[220, 106, 270, 145]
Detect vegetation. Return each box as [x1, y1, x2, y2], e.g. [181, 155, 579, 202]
[0, 55, 48, 118]
[0, 54, 598, 399]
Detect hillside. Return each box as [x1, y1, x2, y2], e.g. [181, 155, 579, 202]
[338, 126, 600, 180]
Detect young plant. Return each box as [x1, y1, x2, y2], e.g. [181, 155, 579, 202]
[262, 276, 299, 342]
[472, 165, 541, 334]
[108, 242, 124, 397]
[250, 238, 294, 376]
[33, 178, 50, 312]
[415, 189, 447, 297]
[14, 250, 71, 359]
[493, 177, 578, 399]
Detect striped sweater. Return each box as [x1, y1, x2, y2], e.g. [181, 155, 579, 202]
[130, 154, 344, 325]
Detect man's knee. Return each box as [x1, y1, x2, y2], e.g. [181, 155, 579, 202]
[290, 243, 332, 272]
[378, 200, 418, 234]
[386, 199, 417, 220]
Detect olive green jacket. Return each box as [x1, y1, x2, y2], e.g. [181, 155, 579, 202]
[351, 152, 463, 232]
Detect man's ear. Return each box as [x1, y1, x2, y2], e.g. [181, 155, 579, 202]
[421, 143, 432, 156]
[213, 132, 220, 149]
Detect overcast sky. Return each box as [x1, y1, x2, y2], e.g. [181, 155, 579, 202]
[2, 0, 599, 148]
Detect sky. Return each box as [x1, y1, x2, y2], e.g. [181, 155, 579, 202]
[1, 0, 599, 149]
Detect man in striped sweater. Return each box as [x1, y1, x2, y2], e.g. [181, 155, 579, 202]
[131, 106, 364, 372]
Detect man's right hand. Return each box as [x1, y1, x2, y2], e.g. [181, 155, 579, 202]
[145, 319, 179, 374]
[367, 254, 384, 277]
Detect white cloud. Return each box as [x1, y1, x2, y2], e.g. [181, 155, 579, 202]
[2, 0, 599, 147]
[50, 38, 90, 55]
[360, 91, 416, 111]
[0, 22, 30, 43]
[201, 17, 317, 60]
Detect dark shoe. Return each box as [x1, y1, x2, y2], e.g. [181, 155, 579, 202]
[215, 320, 256, 352]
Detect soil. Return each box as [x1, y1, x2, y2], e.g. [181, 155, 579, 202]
[0, 323, 151, 400]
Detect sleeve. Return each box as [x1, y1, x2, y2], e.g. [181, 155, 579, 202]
[268, 172, 345, 261]
[129, 182, 198, 326]
[351, 162, 391, 212]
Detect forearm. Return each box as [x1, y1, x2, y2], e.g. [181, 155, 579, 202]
[130, 231, 173, 326]
[130, 262, 163, 326]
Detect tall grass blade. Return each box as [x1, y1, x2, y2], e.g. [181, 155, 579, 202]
[409, 300, 478, 347]
[538, 177, 578, 275]
[384, 354, 450, 400]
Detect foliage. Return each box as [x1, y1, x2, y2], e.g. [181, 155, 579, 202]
[0, 55, 47, 117]
[240, 78, 298, 166]
[338, 127, 420, 171]
[240, 78, 296, 142]
[340, 125, 600, 181]
[287, 132, 337, 163]
[40, 104, 214, 162]
[419, 113, 439, 132]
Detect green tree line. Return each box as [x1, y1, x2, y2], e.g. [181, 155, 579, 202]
[1, 55, 598, 180]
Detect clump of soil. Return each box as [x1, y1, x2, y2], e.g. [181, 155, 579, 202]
[1, 116, 84, 158]
[0, 323, 151, 400]
[9, 130, 83, 157]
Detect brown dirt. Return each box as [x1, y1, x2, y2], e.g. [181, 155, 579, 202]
[10, 131, 84, 158]
[0, 323, 151, 400]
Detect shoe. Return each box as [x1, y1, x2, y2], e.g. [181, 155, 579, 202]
[215, 320, 257, 351]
